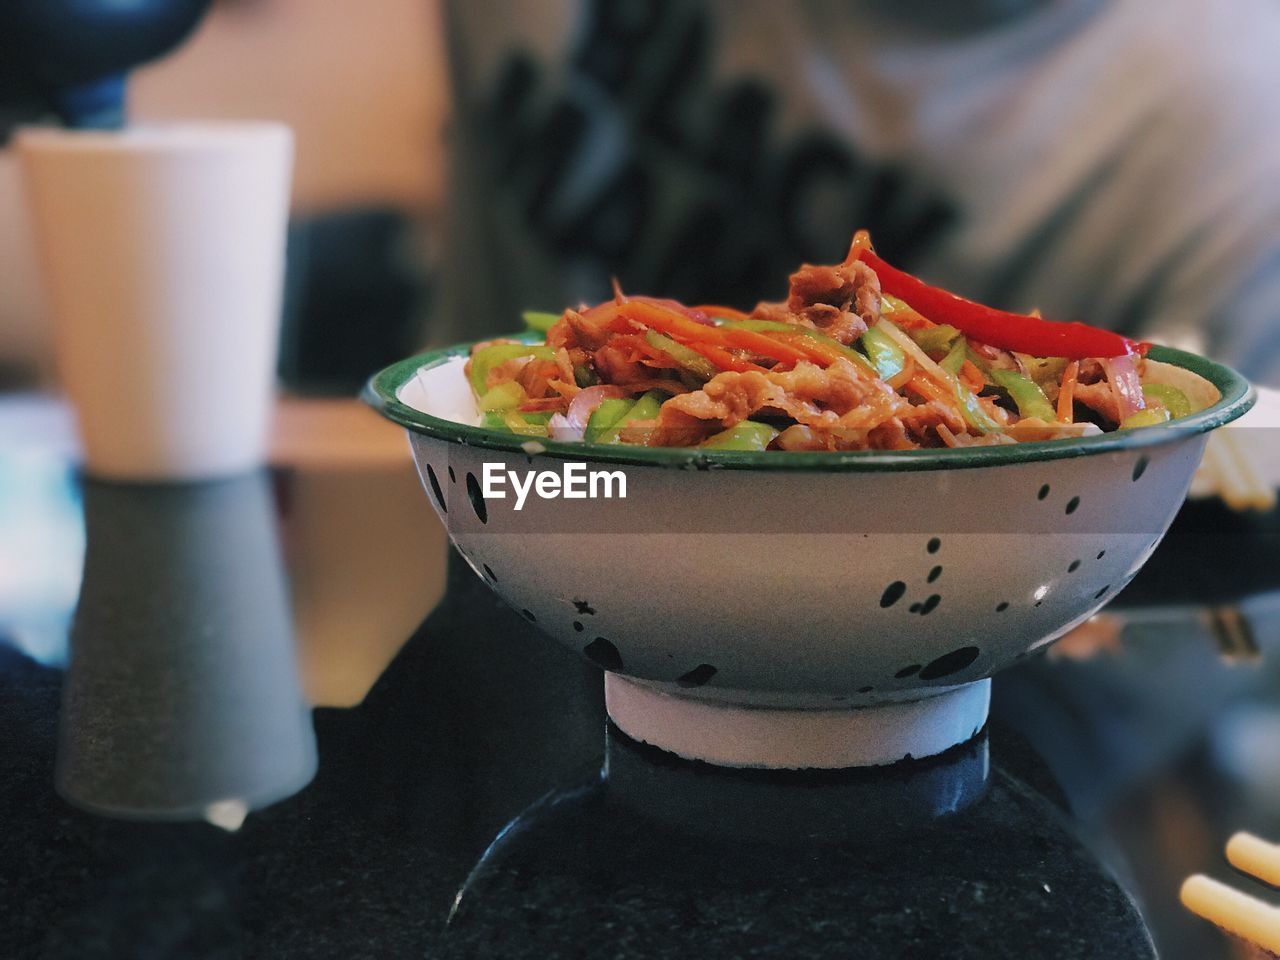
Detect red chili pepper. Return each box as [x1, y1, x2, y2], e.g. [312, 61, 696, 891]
[858, 250, 1138, 359]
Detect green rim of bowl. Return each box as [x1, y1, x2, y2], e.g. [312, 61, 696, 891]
[363, 336, 1255, 473]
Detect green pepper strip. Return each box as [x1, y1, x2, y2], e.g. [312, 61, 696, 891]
[596, 390, 664, 445]
[584, 397, 634, 444]
[940, 338, 967, 375]
[468, 343, 556, 396]
[477, 380, 526, 412]
[990, 369, 1057, 422]
[504, 410, 552, 437]
[480, 409, 553, 437]
[1120, 408, 1172, 430]
[1141, 383, 1193, 419]
[955, 384, 1001, 434]
[873, 317, 998, 435]
[859, 324, 905, 382]
[909, 324, 961, 353]
[644, 330, 719, 381]
[717, 318, 878, 377]
[965, 347, 995, 379]
[480, 411, 508, 432]
[522, 311, 560, 334]
[699, 420, 779, 451]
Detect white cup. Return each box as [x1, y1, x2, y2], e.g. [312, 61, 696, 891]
[16, 122, 293, 480]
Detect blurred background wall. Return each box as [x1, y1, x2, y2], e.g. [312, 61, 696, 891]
[0, 0, 450, 388]
[133, 0, 448, 216]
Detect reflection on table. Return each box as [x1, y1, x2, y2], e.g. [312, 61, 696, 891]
[0, 395, 1278, 958]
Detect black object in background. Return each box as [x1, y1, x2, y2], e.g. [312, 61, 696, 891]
[279, 207, 429, 395]
[0, 0, 212, 132]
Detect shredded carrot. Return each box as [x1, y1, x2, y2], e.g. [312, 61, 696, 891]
[694, 304, 750, 321]
[977, 394, 1008, 426]
[959, 359, 986, 393]
[1058, 360, 1079, 423]
[717, 327, 817, 366]
[766, 331, 852, 367]
[843, 229, 874, 264]
[936, 424, 962, 448]
[583, 301, 622, 325]
[882, 305, 934, 331]
[906, 372, 961, 413]
[617, 300, 813, 368]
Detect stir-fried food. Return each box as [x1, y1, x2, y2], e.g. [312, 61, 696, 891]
[466, 231, 1219, 451]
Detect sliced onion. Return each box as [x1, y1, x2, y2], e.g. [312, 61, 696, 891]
[1101, 355, 1146, 422]
[565, 385, 629, 432]
[548, 414, 584, 442]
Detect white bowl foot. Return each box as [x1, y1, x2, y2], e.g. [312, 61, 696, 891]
[604, 674, 991, 770]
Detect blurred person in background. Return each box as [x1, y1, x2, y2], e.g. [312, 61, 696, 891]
[0, 4, 1274, 957]
[2, 0, 1278, 390]
[438, 0, 1280, 385]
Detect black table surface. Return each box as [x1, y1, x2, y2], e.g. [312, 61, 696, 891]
[1, 464, 1278, 959]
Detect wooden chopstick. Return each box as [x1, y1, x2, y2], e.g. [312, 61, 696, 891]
[1228, 832, 1280, 888]
[1180, 874, 1280, 954]
[1182, 833, 1280, 954]
[1205, 430, 1276, 512]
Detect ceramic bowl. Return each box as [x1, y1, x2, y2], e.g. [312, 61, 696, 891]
[366, 342, 1253, 768]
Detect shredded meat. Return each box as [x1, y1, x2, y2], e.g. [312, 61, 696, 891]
[747, 260, 881, 345]
[939, 426, 1018, 447]
[1073, 381, 1121, 424]
[657, 359, 906, 438]
[868, 418, 917, 450]
[641, 409, 717, 447]
[552, 347, 577, 387]
[1077, 359, 1106, 385]
[515, 358, 563, 398]
[749, 301, 798, 326]
[484, 355, 533, 390]
[900, 400, 967, 441]
[593, 342, 650, 386]
[549, 309, 612, 352]
[772, 417, 918, 452]
[784, 260, 881, 344]
[1005, 419, 1104, 442]
[805, 304, 866, 345]
[773, 425, 828, 451]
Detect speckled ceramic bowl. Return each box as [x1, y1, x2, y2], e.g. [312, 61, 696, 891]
[366, 342, 1253, 768]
